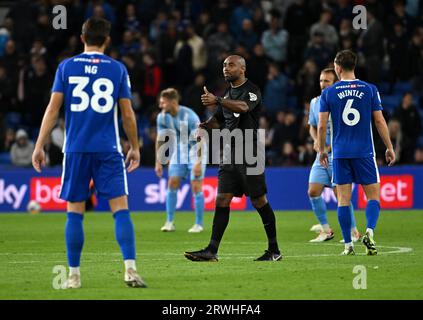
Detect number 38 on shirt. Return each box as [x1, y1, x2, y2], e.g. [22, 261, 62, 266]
[69, 76, 114, 113]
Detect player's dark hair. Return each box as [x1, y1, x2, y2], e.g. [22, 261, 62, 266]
[81, 17, 111, 47]
[321, 68, 338, 81]
[334, 50, 357, 71]
[160, 88, 180, 102]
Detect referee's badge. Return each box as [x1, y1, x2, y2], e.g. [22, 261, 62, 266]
[249, 92, 257, 101]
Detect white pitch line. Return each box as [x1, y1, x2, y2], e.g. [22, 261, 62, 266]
[3, 245, 413, 264]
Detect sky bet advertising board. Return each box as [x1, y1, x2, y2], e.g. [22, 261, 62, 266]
[0, 166, 421, 212]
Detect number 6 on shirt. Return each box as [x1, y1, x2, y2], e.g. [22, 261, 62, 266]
[342, 99, 360, 126]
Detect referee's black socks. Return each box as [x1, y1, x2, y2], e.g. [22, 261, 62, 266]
[257, 203, 280, 253]
[207, 206, 230, 254]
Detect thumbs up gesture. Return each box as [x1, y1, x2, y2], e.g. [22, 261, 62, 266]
[201, 86, 217, 107]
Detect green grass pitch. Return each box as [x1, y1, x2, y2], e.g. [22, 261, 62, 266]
[0, 210, 422, 300]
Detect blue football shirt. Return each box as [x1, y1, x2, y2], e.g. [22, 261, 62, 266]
[319, 79, 383, 159]
[156, 106, 204, 164]
[308, 95, 331, 149]
[52, 52, 132, 153]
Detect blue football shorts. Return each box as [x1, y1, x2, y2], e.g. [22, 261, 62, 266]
[309, 154, 335, 187]
[333, 157, 380, 185]
[60, 152, 128, 202]
[168, 163, 206, 181]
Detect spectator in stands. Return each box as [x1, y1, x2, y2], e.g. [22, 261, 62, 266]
[30, 39, 47, 60]
[182, 22, 207, 72]
[149, 10, 168, 42]
[388, 119, 402, 164]
[392, 92, 422, 163]
[211, 0, 232, 25]
[1, 128, 15, 153]
[119, 30, 140, 57]
[139, 35, 154, 56]
[252, 6, 267, 36]
[85, 0, 116, 26]
[59, 36, 81, 60]
[174, 30, 194, 88]
[408, 29, 423, 92]
[388, 21, 410, 82]
[195, 11, 215, 40]
[51, 118, 65, 151]
[230, 0, 254, 38]
[263, 62, 288, 114]
[298, 137, 315, 166]
[121, 53, 143, 103]
[24, 56, 52, 127]
[140, 126, 157, 167]
[10, 129, 34, 167]
[296, 59, 320, 103]
[247, 43, 268, 92]
[259, 115, 274, 152]
[141, 51, 162, 110]
[123, 3, 140, 33]
[304, 31, 332, 70]
[357, 9, 384, 83]
[333, 0, 353, 27]
[338, 19, 357, 46]
[206, 21, 235, 64]
[274, 141, 299, 166]
[309, 8, 339, 52]
[155, 17, 178, 87]
[33, 13, 53, 50]
[388, 0, 415, 36]
[44, 135, 62, 167]
[261, 9, 289, 65]
[415, 147, 423, 164]
[206, 21, 234, 84]
[0, 18, 11, 57]
[272, 110, 299, 154]
[183, 73, 206, 119]
[284, 0, 310, 71]
[0, 65, 16, 112]
[298, 101, 311, 146]
[0, 39, 18, 78]
[238, 19, 258, 53]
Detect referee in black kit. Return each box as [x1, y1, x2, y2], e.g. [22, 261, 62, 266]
[184, 55, 282, 262]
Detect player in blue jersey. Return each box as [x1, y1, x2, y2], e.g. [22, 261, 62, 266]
[32, 18, 146, 288]
[318, 50, 395, 255]
[155, 88, 206, 233]
[308, 68, 360, 243]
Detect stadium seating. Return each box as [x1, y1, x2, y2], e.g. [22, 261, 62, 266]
[5, 112, 22, 130]
[377, 82, 391, 95]
[392, 81, 413, 95]
[381, 94, 402, 115]
[0, 152, 11, 165]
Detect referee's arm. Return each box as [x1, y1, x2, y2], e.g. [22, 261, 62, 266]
[201, 86, 248, 113]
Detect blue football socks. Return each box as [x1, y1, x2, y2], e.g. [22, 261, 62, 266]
[113, 209, 136, 260]
[65, 212, 84, 267]
[194, 192, 204, 226]
[166, 188, 178, 222]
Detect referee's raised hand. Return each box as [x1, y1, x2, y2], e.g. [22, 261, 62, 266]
[201, 86, 216, 106]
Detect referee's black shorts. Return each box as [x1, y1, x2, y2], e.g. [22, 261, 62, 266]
[217, 164, 267, 198]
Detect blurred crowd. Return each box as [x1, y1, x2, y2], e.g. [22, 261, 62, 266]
[1, 0, 423, 168]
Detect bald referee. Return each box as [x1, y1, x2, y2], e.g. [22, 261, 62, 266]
[184, 55, 282, 262]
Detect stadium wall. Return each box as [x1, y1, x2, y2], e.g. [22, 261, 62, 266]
[0, 166, 421, 212]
